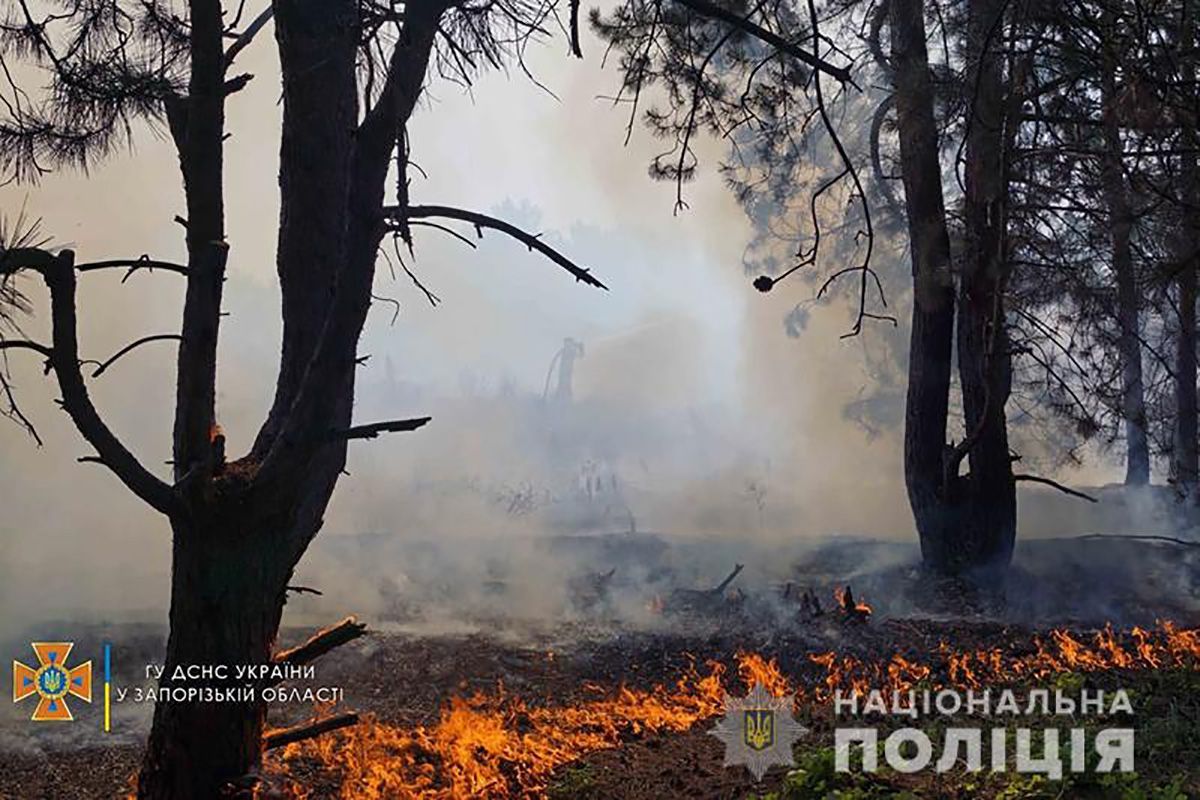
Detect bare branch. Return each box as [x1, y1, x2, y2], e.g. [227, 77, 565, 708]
[0, 339, 52, 359]
[333, 416, 433, 441]
[225, 6, 275, 67]
[389, 205, 608, 289]
[26, 249, 177, 514]
[75, 257, 188, 279]
[1013, 473, 1098, 503]
[1071, 533, 1200, 549]
[91, 334, 182, 377]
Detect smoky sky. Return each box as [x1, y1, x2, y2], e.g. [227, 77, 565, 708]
[0, 16, 1123, 638]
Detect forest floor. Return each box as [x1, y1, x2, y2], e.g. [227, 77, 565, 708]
[2, 534, 1199, 799]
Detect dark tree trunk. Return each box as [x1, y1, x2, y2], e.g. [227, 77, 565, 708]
[1176, 0, 1200, 498]
[891, 0, 1016, 581]
[136, 2, 440, 796]
[137, 516, 293, 799]
[1176, 254, 1199, 494]
[1100, 11, 1150, 485]
[890, 0, 958, 571]
[954, 0, 1016, 579]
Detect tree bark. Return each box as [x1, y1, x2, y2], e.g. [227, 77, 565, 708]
[891, 0, 1016, 581]
[137, 516, 293, 799]
[252, 0, 360, 456]
[136, 2, 442, 796]
[954, 0, 1016, 579]
[1175, 0, 1199, 498]
[1100, 10, 1150, 486]
[890, 0, 958, 572]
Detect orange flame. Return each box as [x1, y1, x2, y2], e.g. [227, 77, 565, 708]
[270, 622, 1200, 798]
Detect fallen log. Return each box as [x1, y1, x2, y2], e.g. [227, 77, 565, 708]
[666, 563, 745, 614]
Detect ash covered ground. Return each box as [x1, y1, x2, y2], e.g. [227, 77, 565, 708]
[2, 528, 1197, 800]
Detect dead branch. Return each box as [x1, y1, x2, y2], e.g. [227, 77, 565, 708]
[0, 339, 53, 359]
[386, 237, 442, 307]
[74, 257, 188, 279]
[91, 334, 182, 377]
[272, 616, 367, 671]
[286, 585, 323, 596]
[1071, 533, 1200, 549]
[333, 416, 433, 441]
[225, 6, 274, 67]
[14, 250, 178, 514]
[1013, 474, 1098, 502]
[387, 205, 608, 290]
[669, 0, 856, 86]
[712, 562, 744, 594]
[263, 712, 358, 751]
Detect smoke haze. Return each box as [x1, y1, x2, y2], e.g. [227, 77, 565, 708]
[0, 19, 1151, 645]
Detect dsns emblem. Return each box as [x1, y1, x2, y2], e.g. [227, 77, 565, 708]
[12, 642, 92, 721]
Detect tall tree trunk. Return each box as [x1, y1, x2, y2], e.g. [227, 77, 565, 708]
[954, 0, 1016, 580]
[890, 0, 959, 572]
[1100, 10, 1150, 485]
[137, 515, 295, 799]
[1176, 0, 1199, 498]
[138, 3, 364, 796]
[892, 0, 1016, 581]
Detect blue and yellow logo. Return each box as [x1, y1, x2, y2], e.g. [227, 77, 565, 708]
[12, 642, 92, 721]
[743, 708, 775, 751]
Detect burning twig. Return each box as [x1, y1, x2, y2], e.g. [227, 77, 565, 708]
[263, 711, 359, 751]
[834, 585, 872, 623]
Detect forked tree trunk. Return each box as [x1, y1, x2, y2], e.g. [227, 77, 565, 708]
[891, 0, 1016, 581]
[136, 1, 442, 795]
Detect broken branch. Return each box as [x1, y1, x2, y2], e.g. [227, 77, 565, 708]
[272, 616, 367, 672]
[225, 6, 274, 66]
[333, 416, 432, 441]
[712, 563, 745, 594]
[263, 712, 358, 751]
[1072, 533, 1200, 549]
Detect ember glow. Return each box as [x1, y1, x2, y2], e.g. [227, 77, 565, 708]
[833, 586, 872, 622]
[271, 623, 1199, 798]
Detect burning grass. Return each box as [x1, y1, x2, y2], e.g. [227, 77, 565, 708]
[269, 622, 1200, 799]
